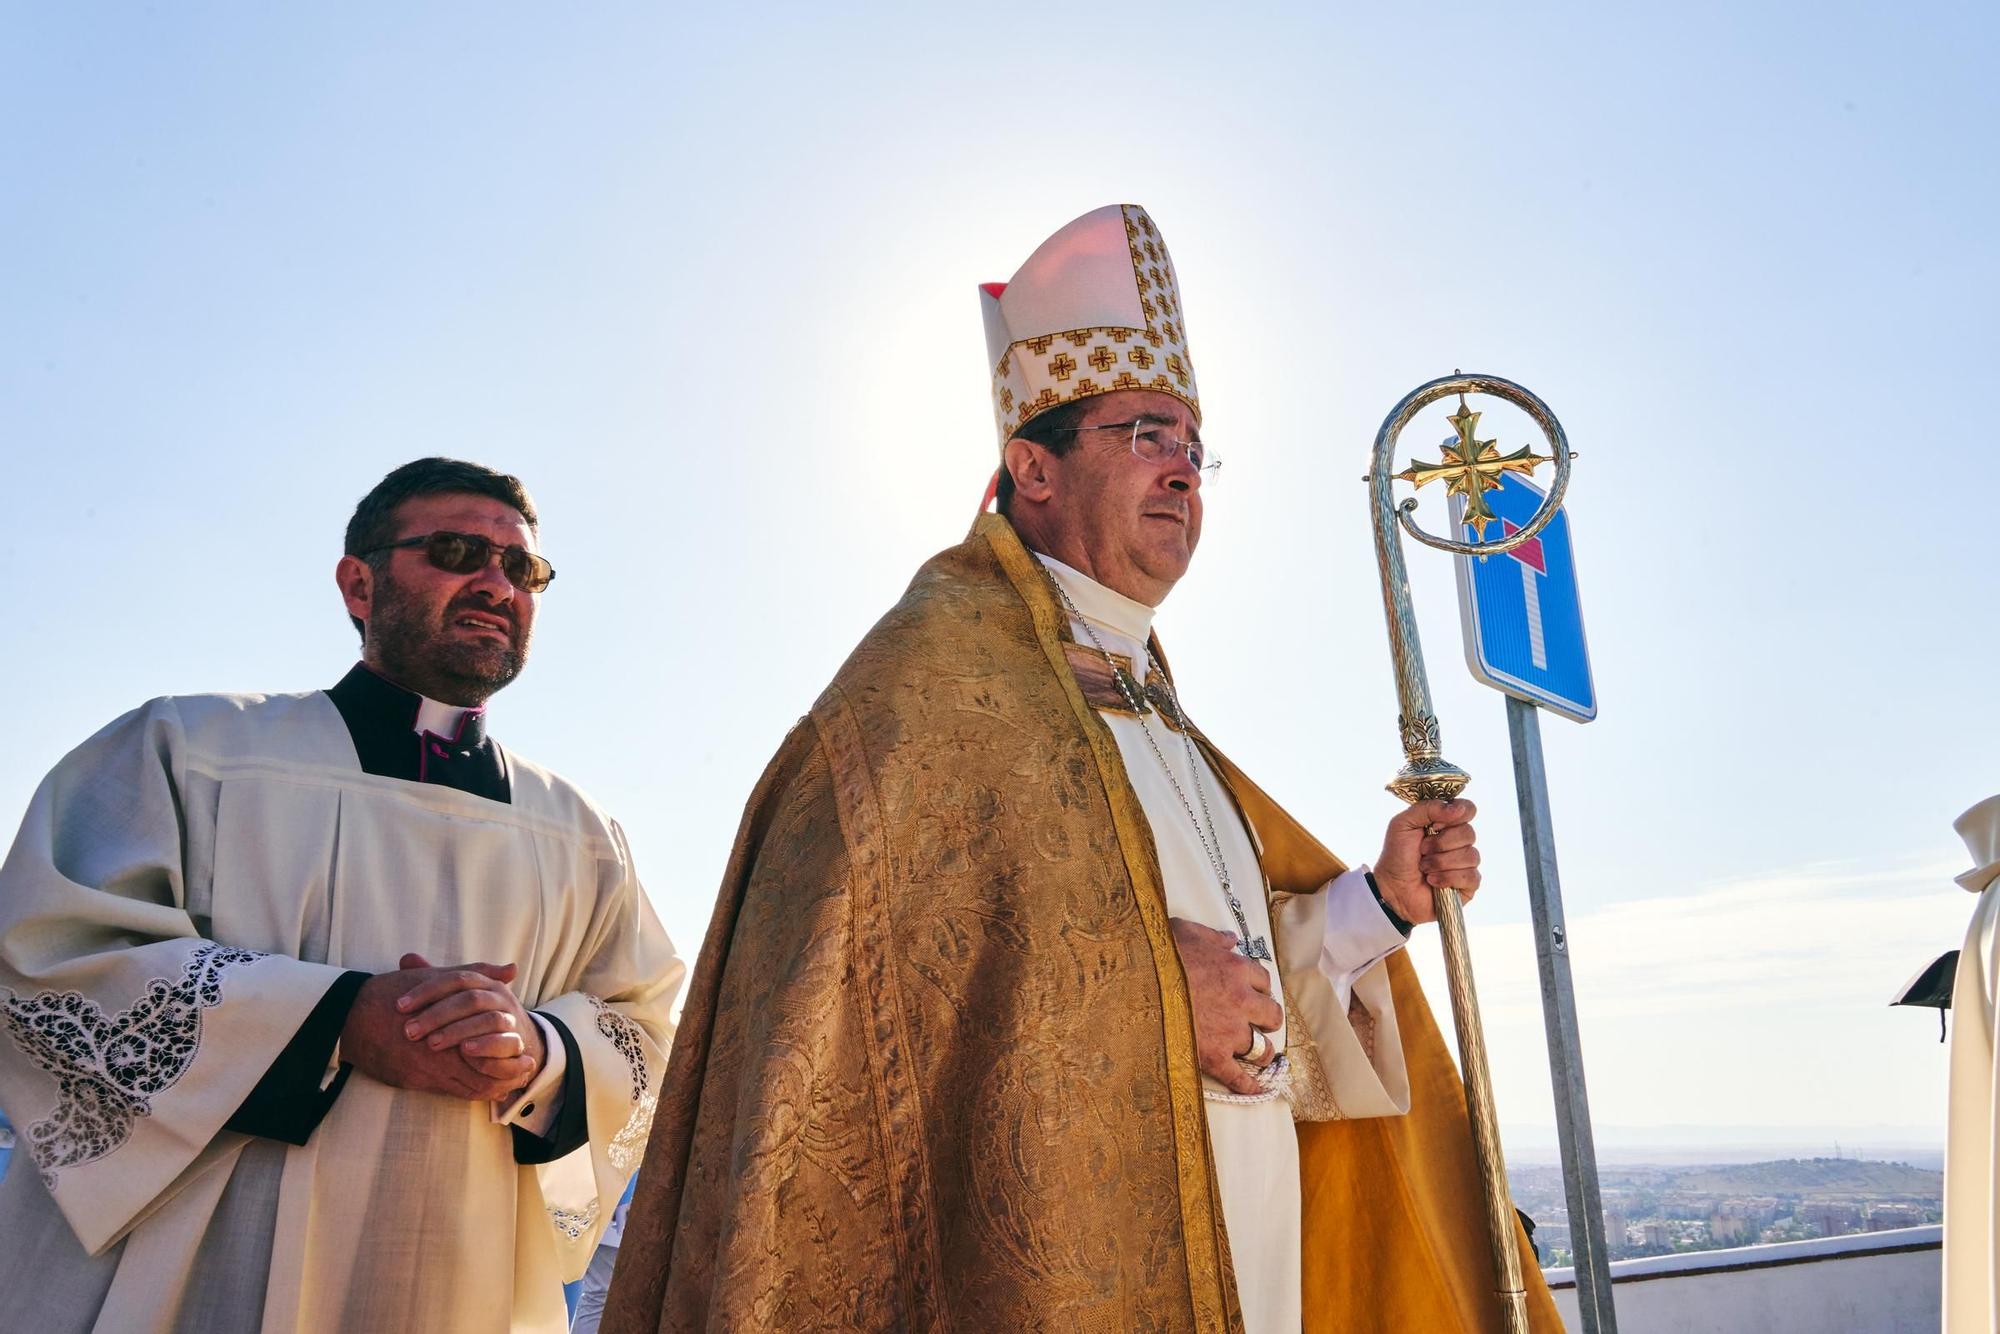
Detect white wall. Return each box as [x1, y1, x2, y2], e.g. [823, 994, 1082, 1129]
[1549, 1229, 1940, 1334]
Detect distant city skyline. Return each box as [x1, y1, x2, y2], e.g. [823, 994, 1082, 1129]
[1509, 1155, 1943, 1270]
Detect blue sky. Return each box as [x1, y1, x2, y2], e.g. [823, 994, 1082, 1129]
[3, 2, 1994, 1143]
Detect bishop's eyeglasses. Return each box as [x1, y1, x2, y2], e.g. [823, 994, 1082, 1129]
[1042, 418, 1222, 479]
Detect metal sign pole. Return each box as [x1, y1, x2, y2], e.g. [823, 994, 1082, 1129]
[1507, 695, 1618, 1333]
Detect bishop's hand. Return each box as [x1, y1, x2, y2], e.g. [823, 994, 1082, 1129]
[1372, 798, 1481, 925]
[1170, 918, 1284, 1096]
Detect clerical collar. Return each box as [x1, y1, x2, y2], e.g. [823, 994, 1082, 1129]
[1033, 553, 1156, 645]
[325, 663, 511, 803]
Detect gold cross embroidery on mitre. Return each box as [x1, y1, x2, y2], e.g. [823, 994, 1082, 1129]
[1393, 399, 1552, 540]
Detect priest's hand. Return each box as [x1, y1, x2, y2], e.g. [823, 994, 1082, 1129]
[1170, 918, 1284, 1096]
[391, 953, 547, 1087]
[1373, 798, 1481, 926]
[339, 959, 540, 1101]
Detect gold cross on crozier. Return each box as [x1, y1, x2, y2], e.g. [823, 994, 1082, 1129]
[1393, 401, 1552, 539]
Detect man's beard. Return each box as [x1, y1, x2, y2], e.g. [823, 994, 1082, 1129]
[367, 573, 529, 705]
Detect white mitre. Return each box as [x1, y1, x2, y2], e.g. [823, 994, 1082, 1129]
[979, 203, 1201, 449]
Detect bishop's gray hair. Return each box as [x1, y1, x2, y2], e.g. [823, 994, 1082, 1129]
[995, 399, 1092, 516]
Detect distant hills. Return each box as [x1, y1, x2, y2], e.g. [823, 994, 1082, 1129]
[1503, 1123, 1943, 1170]
[1511, 1154, 1944, 1199]
[1664, 1157, 1941, 1196]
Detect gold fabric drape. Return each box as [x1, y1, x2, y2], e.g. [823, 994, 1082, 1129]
[604, 516, 1558, 1333]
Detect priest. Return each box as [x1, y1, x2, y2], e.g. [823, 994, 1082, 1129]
[603, 206, 1560, 1332]
[0, 458, 684, 1332]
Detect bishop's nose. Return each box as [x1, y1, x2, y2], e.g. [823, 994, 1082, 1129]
[1163, 452, 1201, 493]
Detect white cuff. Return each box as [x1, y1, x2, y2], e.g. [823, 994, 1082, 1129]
[1319, 865, 1410, 1010]
[490, 1012, 567, 1136]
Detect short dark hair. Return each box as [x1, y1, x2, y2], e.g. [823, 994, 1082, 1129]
[342, 457, 539, 637]
[994, 398, 1091, 516]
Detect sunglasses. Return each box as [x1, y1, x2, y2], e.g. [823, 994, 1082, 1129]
[362, 531, 556, 593]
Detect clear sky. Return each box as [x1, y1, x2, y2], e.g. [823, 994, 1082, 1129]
[3, 2, 1994, 1149]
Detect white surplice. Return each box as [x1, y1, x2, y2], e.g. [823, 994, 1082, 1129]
[0, 689, 684, 1334]
[1037, 555, 1411, 1334]
[1947, 794, 2000, 1334]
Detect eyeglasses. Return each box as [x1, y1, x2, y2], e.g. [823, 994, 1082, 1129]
[361, 531, 557, 593]
[1045, 418, 1222, 478]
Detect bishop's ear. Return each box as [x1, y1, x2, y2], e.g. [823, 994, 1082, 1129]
[1002, 436, 1057, 506]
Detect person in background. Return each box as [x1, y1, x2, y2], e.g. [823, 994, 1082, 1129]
[1945, 794, 2000, 1333]
[571, 1174, 640, 1334]
[0, 458, 684, 1333]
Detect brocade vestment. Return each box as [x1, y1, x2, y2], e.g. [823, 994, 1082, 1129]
[603, 515, 1561, 1333]
[0, 683, 684, 1333]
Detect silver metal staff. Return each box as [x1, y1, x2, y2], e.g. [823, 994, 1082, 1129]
[1367, 372, 1573, 1334]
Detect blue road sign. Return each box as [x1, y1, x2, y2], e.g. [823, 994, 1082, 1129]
[1450, 470, 1597, 722]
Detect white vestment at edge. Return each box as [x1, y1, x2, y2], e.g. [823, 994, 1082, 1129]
[1040, 555, 1412, 1334]
[0, 690, 684, 1333]
[1946, 793, 2000, 1334]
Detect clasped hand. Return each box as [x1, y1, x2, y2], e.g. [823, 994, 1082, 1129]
[339, 953, 545, 1102]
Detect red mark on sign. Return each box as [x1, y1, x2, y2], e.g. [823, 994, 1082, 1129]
[1501, 518, 1547, 574]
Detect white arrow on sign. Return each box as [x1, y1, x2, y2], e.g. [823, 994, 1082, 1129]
[1500, 516, 1548, 670]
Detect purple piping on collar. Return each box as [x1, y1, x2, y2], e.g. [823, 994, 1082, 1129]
[424, 704, 485, 746]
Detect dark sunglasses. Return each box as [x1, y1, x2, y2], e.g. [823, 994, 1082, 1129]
[362, 531, 556, 593]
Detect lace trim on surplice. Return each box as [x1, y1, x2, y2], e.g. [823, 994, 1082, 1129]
[2, 942, 265, 1188]
[588, 994, 654, 1173]
[548, 1195, 602, 1241]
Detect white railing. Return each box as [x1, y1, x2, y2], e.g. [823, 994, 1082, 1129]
[1543, 1225, 1941, 1333]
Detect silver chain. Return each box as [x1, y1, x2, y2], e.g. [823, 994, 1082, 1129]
[1050, 578, 1272, 961]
